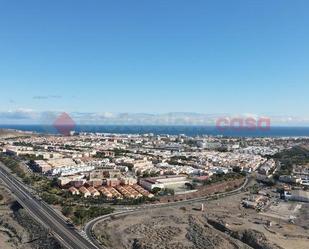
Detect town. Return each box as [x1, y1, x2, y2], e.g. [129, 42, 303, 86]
[1, 129, 309, 249]
[1, 130, 308, 203]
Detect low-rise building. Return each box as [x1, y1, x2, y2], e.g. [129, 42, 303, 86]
[33, 160, 52, 173]
[97, 186, 113, 198]
[88, 179, 103, 187]
[132, 184, 154, 198]
[284, 190, 309, 202]
[139, 175, 189, 191]
[79, 186, 91, 198]
[88, 186, 100, 197]
[107, 187, 123, 199]
[106, 178, 121, 187]
[120, 176, 137, 185]
[68, 186, 80, 195]
[279, 175, 301, 184]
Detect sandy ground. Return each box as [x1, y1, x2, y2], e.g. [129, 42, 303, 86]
[0, 185, 31, 249]
[206, 194, 309, 249]
[0, 183, 63, 249]
[95, 206, 250, 249]
[0, 129, 33, 139]
[94, 192, 309, 249]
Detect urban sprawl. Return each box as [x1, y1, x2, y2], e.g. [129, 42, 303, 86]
[1, 130, 308, 206]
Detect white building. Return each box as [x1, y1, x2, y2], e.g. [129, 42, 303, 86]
[139, 175, 189, 191]
[285, 190, 309, 203]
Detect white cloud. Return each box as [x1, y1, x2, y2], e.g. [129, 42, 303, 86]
[33, 95, 62, 100]
[0, 110, 309, 126]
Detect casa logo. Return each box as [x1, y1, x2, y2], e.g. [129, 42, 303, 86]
[53, 112, 76, 136]
[216, 117, 271, 131]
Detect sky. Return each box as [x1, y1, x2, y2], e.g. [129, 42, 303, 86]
[0, 0, 309, 125]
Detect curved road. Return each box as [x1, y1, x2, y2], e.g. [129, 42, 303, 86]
[85, 176, 251, 249]
[0, 158, 251, 249]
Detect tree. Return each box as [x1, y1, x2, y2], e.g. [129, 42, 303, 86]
[74, 207, 88, 225]
[62, 206, 73, 216]
[164, 188, 175, 196]
[151, 187, 162, 194]
[50, 177, 59, 188]
[142, 172, 150, 178]
[185, 182, 195, 190]
[127, 164, 134, 171]
[233, 166, 241, 173]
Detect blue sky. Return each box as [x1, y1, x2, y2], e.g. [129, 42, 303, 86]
[0, 0, 309, 124]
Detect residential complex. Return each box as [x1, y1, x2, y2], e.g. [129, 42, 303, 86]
[1, 131, 308, 202]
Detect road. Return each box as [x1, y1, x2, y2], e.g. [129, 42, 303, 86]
[84, 176, 251, 248]
[0, 158, 252, 249]
[0, 162, 99, 249]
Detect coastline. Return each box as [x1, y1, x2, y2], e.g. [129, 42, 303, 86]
[1, 125, 309, 138]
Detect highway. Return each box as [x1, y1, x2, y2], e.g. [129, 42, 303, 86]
[0, 159, 252, 249]
[0, 162, 99, 249]
[84, 176, 251, 248]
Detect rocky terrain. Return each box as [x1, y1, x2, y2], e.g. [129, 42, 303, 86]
[94, 206, 282, 249]
[0, 184, 62, 249]
[94, 192, 308, 249]
[95, 210, 250, 249]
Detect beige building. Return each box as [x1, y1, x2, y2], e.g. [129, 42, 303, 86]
[68, 186, 80, 195]
[79, 186, 91, 198]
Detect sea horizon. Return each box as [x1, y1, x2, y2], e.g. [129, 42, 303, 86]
[1, 124, 309, 138]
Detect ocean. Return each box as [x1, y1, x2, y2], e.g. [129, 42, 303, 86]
[1, 124, 309, 137]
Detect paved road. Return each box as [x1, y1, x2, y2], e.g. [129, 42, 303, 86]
[0, 162, 99, 249]
[0, 159, 252, 249]
[85, 176, 251, 248]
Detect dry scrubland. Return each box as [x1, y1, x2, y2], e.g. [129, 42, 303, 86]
[94, 193, 309, 249]
[0, 129, 33, 139]
[0, 184, 63, 249]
